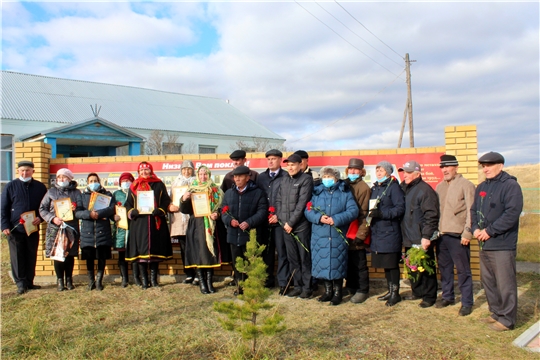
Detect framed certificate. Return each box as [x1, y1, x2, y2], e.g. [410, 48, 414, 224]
[21, 211, 38, 236]
[53, 198, 74, 221]
[171, 186, 189, 207]
[116, 205, 128, 230]
[89, 193, 112, 211]
[191, 192, 211, 217]
[137, 191, 155, 214]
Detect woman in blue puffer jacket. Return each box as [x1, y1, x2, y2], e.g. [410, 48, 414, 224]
[305, 167, 358, 305]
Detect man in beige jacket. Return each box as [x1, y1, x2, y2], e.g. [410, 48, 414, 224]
[435, 155, 475, 316]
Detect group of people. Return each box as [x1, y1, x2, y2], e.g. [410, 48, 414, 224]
[1, 149, 522, 332]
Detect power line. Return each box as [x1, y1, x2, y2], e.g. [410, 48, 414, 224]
[294, 0, 402, 78]
[287, 68, 406, 144]
[315, 2, 402, 68]
[334, 0, 403, 60]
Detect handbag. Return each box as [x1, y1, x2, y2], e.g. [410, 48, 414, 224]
[346, 219, 359, 240]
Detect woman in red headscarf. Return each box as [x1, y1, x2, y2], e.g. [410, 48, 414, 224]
[125, 161, 173, 289]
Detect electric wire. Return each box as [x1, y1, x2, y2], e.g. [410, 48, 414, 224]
[334, 0, 403, 60]
[294, 0, 402, 78]
[287, 68, 406, 144]
[315, 2, 402, 68]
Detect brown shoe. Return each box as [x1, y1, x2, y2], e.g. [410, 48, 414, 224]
[488, 321, 511, 332]
[479, 316, 497, 324]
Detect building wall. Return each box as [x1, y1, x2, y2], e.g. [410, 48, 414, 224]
[15, 125, 480, 283]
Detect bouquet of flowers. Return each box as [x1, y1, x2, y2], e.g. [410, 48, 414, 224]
[402, 245, 436, 281]
[306, 201, 348, 246]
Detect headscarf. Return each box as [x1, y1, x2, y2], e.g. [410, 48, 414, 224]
[130, 161, 164, 229]
[119, 172, 135, 183]
[188, 165, 223, 257]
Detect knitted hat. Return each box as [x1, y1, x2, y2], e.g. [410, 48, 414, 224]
[440, 154, 459, 168]
[376, 161, 394, 176]
[119, 172, 135, 183]
[56, 168, 74, 181]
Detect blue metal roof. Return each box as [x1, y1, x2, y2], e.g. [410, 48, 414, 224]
[1, 71, 283, 140]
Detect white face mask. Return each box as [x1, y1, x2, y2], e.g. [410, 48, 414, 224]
[57, 181, 70, 188]
[121, 182, 132, 190]
[19, 176, 32, 182]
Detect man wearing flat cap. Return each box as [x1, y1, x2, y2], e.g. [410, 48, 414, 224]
[435, 155, 475, 316]
[344, 158, 371, 303]
[294, 150, 321, 186]
[257, 149, 290, 291]
[220, 149, 259, 192]
[273, 154, 314, 298]
[399, 160, 440, 308]
[221, 165, 268, 295]
[471, 152, 523, 331]
[1, 160, 47, 294]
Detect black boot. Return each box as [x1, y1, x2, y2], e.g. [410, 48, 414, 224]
[132, 262, 142, 287]
[119, 263, 129, 288]
[96, 271, 104, 291]
[385, 282, 402, 307]
[87, 271, 96, 291]
[65, 277, 75, 290]
[139, 263, 149, 290]
[377, 280, 391, 301]
[206, 269, 216, 293]
[318, 280, 333, 302]
[150, 263, 159, 288]
[57, 278, 66, 292]
[197, 269, 209, 294]
[330, 279, 343, 306]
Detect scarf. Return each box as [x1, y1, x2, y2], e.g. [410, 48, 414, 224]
[130, 169, 163, 229]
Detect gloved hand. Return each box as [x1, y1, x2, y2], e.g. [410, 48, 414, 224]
[130, 209, 140, 219]
[152, 208, 164, 217]
[369, 208, 383, 219]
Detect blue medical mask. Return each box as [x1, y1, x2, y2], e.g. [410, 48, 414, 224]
[19, 176, 32, 182]
[88, 183, 100, 192]
[121, 182, 132, 190]
[57, 181, 70, 188]
[377, 176, 388, 183]
[322, 178, 335, 188]
[348, 174, 360, 182]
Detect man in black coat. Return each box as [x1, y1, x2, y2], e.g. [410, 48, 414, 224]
[399, 160, 440, 308]
[471, 152, 523, 331]
[1, 160, 47, 294]
[273, 154, 314, 299]
[221, 165, 268, 295]
[257, 149, 289, 292]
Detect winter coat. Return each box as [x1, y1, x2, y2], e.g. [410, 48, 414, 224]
[471, 171, 523, 251]
[39, 181, 83, 257]
[436, 174, 476, 240]
[276, 172, 313, 233]
[221, 181, 268, 247]
[305, 181, 358, 280]
[369, 178, 405, 253]
[76, 186, 115, 249]
[112, 189, 128, 249]
[257, 167, 287, 229]
[169, 175, 195, 237]
[344, 177, 371, 249]
[1, 178, 47, 234]
[400, 177, 440, 247]
[125, 181, 173, 261]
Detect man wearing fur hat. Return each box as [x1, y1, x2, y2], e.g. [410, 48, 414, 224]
[471, 152, 523, 331]
[1, 160, 47, 294]
[435, 155, 475, 316]
[344, 158, 371, 303]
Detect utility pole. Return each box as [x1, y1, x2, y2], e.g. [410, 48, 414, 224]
[397, 53, 415, 147]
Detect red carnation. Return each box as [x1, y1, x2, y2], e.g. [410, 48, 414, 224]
[117, 202, 122, 206]
[269, 206, 276, 214]
[19, 218, 25, 224]
[306, 201, 313, 211]
[222, 206, 229, 213]
[479, 191, 487, 198]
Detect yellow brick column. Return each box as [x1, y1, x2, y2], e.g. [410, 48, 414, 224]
[444, 126, 480, 281]
[14, 142, 55, 279]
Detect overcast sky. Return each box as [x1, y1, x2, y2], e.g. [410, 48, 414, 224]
[2, 1, 539, 165]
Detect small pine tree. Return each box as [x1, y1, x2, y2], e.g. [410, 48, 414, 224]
[213, 230, 286, 355]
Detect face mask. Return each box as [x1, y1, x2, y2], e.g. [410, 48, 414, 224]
[377, 176, 388, 183]
[348, 174, 360, 182]
[19, 176, 32, 182]
[121, 182, 132, 190]
[88, 183, 100, 192]
[322, 178, 335, 188]
[57, 181, 69, 188]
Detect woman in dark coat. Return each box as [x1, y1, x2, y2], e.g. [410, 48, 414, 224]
[76, 173, 115, 291]
[39, 168, 83, 292]
[368, 161, 406, 306]
[305, 167, 358, 305]
[125, 162, 173, 289]
[180, 166, 224, 294]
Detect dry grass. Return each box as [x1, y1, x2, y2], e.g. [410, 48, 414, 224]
[2, 238, 539, 359]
